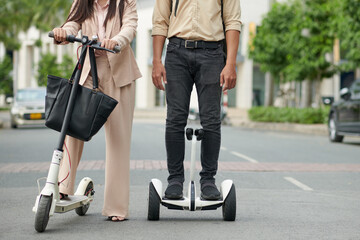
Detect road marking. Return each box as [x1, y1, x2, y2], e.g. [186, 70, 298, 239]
[221, 146, 227, 151]
[230, 151, 259, 163]
[284, 177, 313, 191]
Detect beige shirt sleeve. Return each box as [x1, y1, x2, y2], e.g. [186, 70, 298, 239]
[223, 0, 242, 32]
[152, 0, 172, 37]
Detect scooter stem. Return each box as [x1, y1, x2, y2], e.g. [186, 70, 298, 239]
[40, 150, 62, 202]
[190, 137, 197, 182]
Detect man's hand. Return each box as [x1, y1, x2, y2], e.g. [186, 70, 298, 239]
[152, 60, 167, 91]
[152, 35, 167, 91]
[220, 63, 237, 92]
[220, 30, 240, 92]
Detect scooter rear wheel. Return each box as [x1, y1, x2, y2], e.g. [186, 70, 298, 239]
[75, 181, 94, 216]
[35, 195, 52, 232]
[222, 184, 236, 221]
[147, 182, 160, 220]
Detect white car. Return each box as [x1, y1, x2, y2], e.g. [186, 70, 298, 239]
[7, 88, 46, 128]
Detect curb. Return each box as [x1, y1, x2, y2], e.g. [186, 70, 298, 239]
[231, 121, 327, 135]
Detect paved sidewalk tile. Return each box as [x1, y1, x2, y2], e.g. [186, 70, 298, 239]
[1, 160, 360, 173]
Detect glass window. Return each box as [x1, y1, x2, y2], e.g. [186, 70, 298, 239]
[16, 89, 46, 102]
[252, 66, 265, 106]
[350, 80, 360, 99]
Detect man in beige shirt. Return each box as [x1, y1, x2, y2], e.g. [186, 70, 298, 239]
[152, 0, 241, 200]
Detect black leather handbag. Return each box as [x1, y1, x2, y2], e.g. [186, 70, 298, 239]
[45, 57, 118, 141]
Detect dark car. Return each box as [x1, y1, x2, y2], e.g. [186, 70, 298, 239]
[328, 79, 360, 142]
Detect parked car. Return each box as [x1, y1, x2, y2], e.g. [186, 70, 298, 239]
[6, 87, 46, 128]
[328, 79, 360, 142]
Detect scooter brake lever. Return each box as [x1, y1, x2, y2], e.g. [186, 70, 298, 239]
[90, 42, 116, 53]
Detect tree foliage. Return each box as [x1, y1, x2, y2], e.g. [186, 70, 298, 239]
[249, 2, 301, 82]
[0, 0, 72, 50]
[37, 53, 74, 86]
[284, 0, 337, 82]
[0, 56, 13, 95]
[250, 0, 338, 83]
[337, 0, 360, 70]
[0, 0, 73, 94]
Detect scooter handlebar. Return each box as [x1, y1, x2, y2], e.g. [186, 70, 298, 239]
[48, 31, 81, 43]
[48, 31, 120, 53]
[114, 45, 121, 53]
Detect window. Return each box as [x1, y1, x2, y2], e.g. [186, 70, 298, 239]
[350, 80, 360, 99]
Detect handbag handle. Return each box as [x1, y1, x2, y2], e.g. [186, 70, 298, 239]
[88, 47, 99, 90]
[69, 46, 99, 90]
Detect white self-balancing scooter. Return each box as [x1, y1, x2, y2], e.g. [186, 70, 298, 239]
[147, 128, 236, 221]
[32, 32, 120, 232]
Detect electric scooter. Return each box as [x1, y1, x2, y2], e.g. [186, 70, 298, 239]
[32, 32, 120, 232]
[147, 128, 236, 221]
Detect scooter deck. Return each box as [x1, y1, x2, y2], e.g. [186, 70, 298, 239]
[55, 195, 90, 213]
[161, 197, 223, 211]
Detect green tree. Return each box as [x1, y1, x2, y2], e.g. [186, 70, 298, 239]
[0, 0, 33, 50]
[0, 0, 72, 94]
[0, 0, 72, 50]
[37, 53, 74, 86]
[249, 1, 302, 106]
[249, 1, 300, 83]
[250, 0, 339, 107]
[337, 0, 360, 75]
[285, 0, 337, 82]
[285, 0, 338, 106]
[32, 0, 73, 32]
[0, 56, 13, 95]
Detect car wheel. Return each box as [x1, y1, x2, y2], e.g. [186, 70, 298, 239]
[328, 113, 344, 143]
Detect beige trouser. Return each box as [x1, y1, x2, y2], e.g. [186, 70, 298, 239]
[58, 55, 135, 218]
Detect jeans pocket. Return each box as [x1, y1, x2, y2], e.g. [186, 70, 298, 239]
[204, 47, 224, 58]
[166, 42, 178, 53]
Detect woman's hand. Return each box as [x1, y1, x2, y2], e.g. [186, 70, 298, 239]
[101, 39, 118, 51]
[52, 28, 67, 43]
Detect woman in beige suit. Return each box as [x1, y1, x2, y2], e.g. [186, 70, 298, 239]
[52, 0, 141, 222]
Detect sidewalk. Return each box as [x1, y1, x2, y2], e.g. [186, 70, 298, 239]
[0, 109, 327, 135]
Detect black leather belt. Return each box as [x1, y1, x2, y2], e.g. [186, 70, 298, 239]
[169, 37, 222, 49]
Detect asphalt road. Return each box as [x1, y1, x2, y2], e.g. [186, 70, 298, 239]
[0, 111, 360, 240]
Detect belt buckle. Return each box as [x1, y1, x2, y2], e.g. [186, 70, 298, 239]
[185, 40, 197, 49]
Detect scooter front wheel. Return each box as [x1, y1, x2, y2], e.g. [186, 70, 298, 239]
[147, 182, 160, 220]
[75, 181, 94, 216]
[222, 184, 236, 221]
[35, 195, 52, 232]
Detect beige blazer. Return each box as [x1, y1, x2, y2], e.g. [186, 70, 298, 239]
[61, 0, 142, 87]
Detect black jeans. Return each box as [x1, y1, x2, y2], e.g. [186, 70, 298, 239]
[164, 38, 225, 185]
